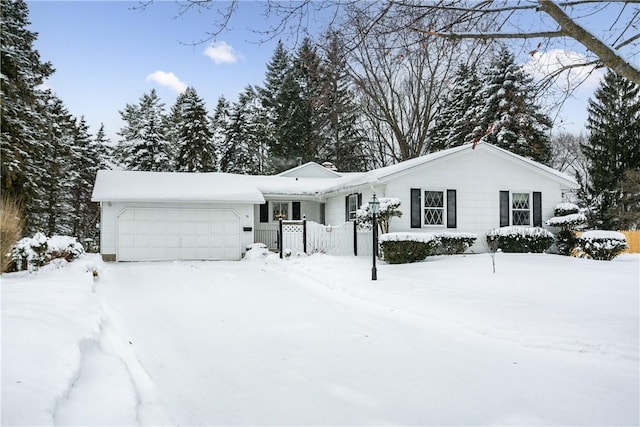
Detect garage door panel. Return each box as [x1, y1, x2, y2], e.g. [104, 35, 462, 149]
[118, 208, 240, 261]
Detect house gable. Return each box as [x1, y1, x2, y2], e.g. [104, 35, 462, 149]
[277, 162, 343, 179]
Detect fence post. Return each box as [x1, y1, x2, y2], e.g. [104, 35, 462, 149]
[302, 216, 307, 254]
[353, 221, 357, 256]
[279, 218, 283, 259]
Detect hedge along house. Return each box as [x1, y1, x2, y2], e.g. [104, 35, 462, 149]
[92, 143, 579, 261]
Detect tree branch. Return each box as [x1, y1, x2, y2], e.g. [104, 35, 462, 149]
[538, 0, 640, 85]
[414, 28, 566, 40]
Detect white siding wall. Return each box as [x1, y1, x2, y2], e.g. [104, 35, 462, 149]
[100, 201, 254, 257]
[326, 149, 565, 252]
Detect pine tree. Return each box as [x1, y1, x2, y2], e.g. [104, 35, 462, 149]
[429, 64, 482, 150]
[582, 71, 640, 229]
[469, 48, 552, 164]
[220, 86, 263, 174]
[30, 93, 76, 235]
[116, 89, 172, 171]
[259, 41, 292, 167]
[210, 96, 231, 172]
[318, 32, 367, 172]
[171, 87, 215, 172]
[1, 0, 54, 212]
[94, 123, 113, 170]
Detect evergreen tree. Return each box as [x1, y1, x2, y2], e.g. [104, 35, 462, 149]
[220, 86, 263, 174]
[210, 96, 231, 172]
[291, 38, 325, 164]
[581, 71, 640, 229]
[429, 64, 482, 150]
[318, 32, 367, 172]
[94, 123, 113, 170]
[171, 87, 215, 172]
[259, 40, 291, 166]
[30, 92, 76, 235]
[116, 89, 172, 171]
[1, 0, 54, 212]
[469, 48, 552, 164]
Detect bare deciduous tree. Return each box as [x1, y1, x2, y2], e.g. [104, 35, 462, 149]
[153, 0, 640, 87]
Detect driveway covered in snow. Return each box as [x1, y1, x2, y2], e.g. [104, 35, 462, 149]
[2, 252, 639, 426]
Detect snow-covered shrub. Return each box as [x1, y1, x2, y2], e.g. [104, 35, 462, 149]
[11, 232, 49, 272]
[486, 226, 554, 253]
[356, 198, 402, 234]
[379, 233, 437, 264]
[10, 233, 85, 272]
[576, 231, 628, 261]
[546, 203, 586, 256]
[434, 232, 477, 255]
[553, 202, 580, 217]
[47, 235, 85, 262]
[244, 243, 269, 261]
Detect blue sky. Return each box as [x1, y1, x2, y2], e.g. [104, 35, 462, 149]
[27, 1, 613, 144]
[28, 1, 292, 142]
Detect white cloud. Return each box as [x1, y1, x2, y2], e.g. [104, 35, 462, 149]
[204, 41, 241, 64]
[523, 49, 604, 91]
[146, 71, 188, 94]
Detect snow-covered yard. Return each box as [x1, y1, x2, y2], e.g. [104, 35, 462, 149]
[2, 251, 638, 426]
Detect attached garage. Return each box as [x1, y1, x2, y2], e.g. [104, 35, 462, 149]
[92, 171, 264, 262]
[117, 208, 241, 261]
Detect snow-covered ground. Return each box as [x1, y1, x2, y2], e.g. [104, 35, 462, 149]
[2, 251, 638, 426]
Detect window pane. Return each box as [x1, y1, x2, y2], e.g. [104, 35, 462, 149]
[348, 194, 358, 221]
[513, 210, 530, 226]
[424, 191, 444, 208]
[512, 193, 529, 210]
[424, 208, 444, 225]
[273, 202, 288, 220]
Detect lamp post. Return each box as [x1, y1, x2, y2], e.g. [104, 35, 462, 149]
[369, 193, 380, 281]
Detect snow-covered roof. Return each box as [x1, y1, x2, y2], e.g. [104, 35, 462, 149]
[92, 143, 578, 203]
[91, 170, 265, 204]
[277, 162, 344, 178]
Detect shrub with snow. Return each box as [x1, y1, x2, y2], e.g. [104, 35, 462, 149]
[486, 226, 554, 253]
[379, 232, 437, 264]
[434, 232, 477, 255]
[10, 233, 85, 272]
[356, 198, 402, 234]
[546, 203, 587, 256]
[244, 243, 270, 261]
[576, 231, 628, 261]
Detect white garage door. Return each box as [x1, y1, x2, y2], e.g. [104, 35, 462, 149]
[117, 208, 241, 261]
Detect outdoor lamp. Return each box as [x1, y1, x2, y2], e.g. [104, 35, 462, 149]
[369, 194, 380, 280]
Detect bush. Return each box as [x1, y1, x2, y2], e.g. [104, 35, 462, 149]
[486, 226, 554, 253]
[10, 233, 85, 272]
[546, 202, 586, 256]
[553, 202, 580, 217]
[434, 232, 477, 255]
[577, 231, 628, 261]
[1, 196, 23, 273]
[379, 233, 437, 264]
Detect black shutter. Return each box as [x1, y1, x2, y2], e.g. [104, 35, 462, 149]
[447, 189, 457, 228]
[533, 192, 542, 227]
[345, 195, 350, 222]
[259, 202, 269, 223]
[499, 191, 509, 227]
[357, 193, 362, 210]
[320, 203, 326, 225]
[411, 189, 421, 228]
[292, 202, 301, 220]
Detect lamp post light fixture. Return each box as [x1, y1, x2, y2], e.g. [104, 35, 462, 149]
[369, 193, 380, 281]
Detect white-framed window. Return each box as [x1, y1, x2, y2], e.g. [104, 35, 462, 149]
[347, 194, 359, 221]
[511, 192, 531, 226]
[272, 202, 289, 221]
[423, 190, 445, 226]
